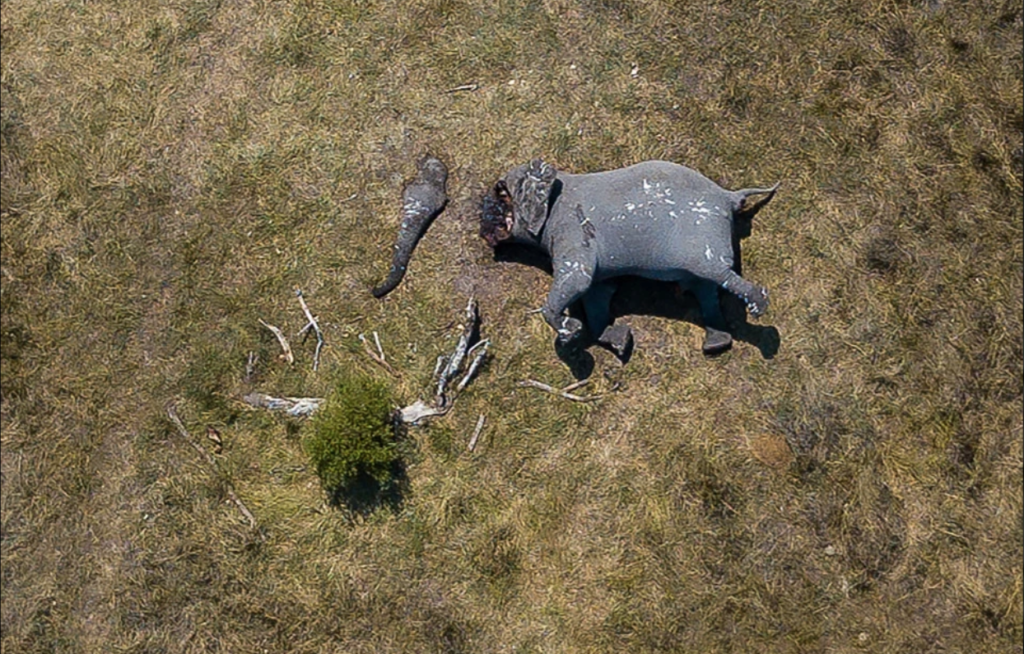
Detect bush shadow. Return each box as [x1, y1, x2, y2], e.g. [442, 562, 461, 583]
[328, 459, 408, 516]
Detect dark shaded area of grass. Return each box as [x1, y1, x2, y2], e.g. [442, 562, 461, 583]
[2, 0, 1021, 652]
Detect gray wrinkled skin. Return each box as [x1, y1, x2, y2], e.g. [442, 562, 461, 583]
[480, 159, 778, 352]
[372, 156, 449, 298]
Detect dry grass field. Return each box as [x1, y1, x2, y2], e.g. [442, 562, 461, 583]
[2, 0, 1022, 652]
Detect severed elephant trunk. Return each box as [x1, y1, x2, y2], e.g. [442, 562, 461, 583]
[371, 156, 449, 298]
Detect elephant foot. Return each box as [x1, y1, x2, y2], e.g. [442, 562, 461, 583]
[746, 286, 769, 317]
[554, 316, 585, 346]
[599, 323, 634, 360]
[702, 326, 733, 355]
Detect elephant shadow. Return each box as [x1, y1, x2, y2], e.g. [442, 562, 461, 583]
[493, 241, 780, 371]
[605, 276, 781, 360]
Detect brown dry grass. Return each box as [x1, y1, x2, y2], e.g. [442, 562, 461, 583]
[2, 0, 1021, 652]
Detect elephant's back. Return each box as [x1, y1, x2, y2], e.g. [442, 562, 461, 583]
[567, 160, 726, 199]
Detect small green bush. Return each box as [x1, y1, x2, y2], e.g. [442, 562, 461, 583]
[304, 373, 398, 497]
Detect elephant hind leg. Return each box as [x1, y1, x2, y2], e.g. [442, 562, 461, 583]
[702, 265, 769, 318]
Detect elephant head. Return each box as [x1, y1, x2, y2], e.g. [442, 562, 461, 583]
[479, 158, 557, 248]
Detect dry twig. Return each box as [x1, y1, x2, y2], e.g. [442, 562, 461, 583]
[244, 351, 258, 382]
[357, 298, 489, 425]
[259, 319, 294, 365]
[373, 331, 385, 362]
[561, 379, 590, 393]
[359, 333, 396, 375]
[518, 379, 604, 402]
[468, 414, 486, 451]
[295, 289, 324, 372]
[166, 405, 258, 530]
[444, 83, 479, 93]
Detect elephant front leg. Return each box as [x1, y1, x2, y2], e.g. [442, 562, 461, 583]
[541, 263, 594, 346]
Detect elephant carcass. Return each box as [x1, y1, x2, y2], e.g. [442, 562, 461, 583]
[480, 159, 778, 354]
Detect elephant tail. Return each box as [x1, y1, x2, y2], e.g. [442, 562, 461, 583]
[733, 182, 780, 220]
[371, 157, 449, 299]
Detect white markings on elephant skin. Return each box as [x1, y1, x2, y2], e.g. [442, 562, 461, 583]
[556, 316, 581, 339]
[688, 199, 712, 215]
[641, 179, 676, 204]
[403, 198, 428, 221]
[620, 180, 682, 226]
[558, 260, 592, 282]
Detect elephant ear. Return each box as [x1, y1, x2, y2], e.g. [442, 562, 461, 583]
[514, 159, 556, 237]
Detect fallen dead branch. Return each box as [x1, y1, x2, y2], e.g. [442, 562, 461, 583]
[436, 298, 482, 407]
[242, 393, 324, 417]
[247, 299, 489, 425]
[259, 319, 294, 365]
[518, 378, 604, 402]
[456, 340, 489, 394]
[295, 289, 324, 372]
[167, 405, 258, 530]
[398, 400, 450, 424]
[398, 298, 489, 425]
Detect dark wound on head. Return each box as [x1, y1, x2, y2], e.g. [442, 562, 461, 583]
[479, 180, 514, 248]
